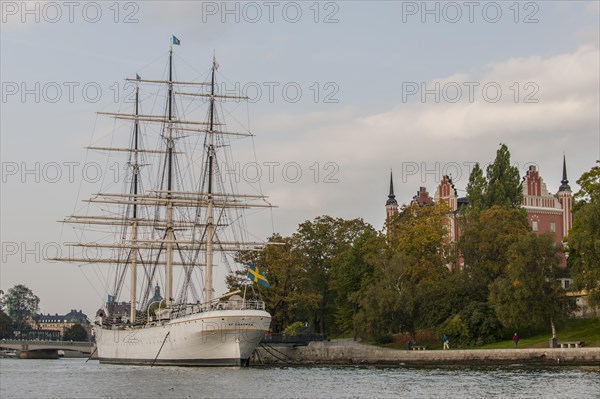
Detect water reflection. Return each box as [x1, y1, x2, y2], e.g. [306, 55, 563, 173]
[1, 359, 598, 399]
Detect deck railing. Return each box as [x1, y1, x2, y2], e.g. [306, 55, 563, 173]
[97, 299, 267, 328]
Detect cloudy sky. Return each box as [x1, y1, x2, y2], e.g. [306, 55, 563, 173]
[1, 1, 599, 317]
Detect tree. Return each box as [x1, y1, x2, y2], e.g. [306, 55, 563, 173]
[413, 272, 488, 331]
[465, 162, 486, 215]
[352, 252, 417, 341]
[568, 201, 600, 305]
[231, 234, 319, 334]
[460, 206, 530, 286]
[489, 233, 574, 334]
[460, 145, 526, 286]
[1, 285, 40, 329]
[484, 144, 523, 209]
[574, 160, 600, 203]
[232, 217, 376, 337]
[293, 216, 375, 336]
[354, 201, 452, 340]
[464, 144, 523, 213]
[387, 201, 451, 282]
[568, 161, 600, 305]
[63, 324, 88, 341]
[329, 226, 379, 336]
[283, 321, 304, 336]
[439, 314, 470, 346]
[0, 311, 14, 339]
[457, 302, 503, 346]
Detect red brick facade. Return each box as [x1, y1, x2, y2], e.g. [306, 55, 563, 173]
[387, 159, 573, 268]
[435, 175, 460, 244]
[521, 163, 572, 266]
[412, 187, 434, 207]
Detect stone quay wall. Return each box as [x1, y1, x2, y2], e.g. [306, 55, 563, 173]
[251, 340, 600, 366]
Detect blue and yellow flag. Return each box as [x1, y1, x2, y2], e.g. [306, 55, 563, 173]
[172, 35, 181, 46]
[107, 294, 115, 304]
[247, 263, 270, 288]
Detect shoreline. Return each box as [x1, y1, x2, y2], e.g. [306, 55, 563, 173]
[251, 340, 600, 367]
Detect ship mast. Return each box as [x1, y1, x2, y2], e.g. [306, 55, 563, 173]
[165, 45, 175, 307]
[51, 46, 278, 318]
[130, 80, 140, 323]
[204, 56, 217, 305]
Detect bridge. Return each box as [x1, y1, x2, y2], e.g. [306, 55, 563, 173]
[0, 339, 95, 359]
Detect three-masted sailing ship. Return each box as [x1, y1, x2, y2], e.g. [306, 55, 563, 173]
[53, 39, 272, 366]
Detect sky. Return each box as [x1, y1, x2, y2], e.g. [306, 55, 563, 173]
[1, 1, 599, 318]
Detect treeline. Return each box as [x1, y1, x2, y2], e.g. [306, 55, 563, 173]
[0, 284, 88, 341]
[232, 145, 599, 346]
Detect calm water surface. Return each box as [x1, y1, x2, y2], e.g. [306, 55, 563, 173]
[1, 358, 599, 399]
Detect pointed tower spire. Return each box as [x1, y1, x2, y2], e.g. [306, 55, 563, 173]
[559, 154, 571, 192]
[386, 170, 398, 206]
[386, 170, 399, 219]
[558, 154, 573, 239]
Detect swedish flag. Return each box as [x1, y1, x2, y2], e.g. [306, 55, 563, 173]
[172, 35, 181, 46]
[247, 264, 270, 288]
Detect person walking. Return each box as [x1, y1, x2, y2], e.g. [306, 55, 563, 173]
[442, 334, 450, 350]
[513, 332, 520, 348]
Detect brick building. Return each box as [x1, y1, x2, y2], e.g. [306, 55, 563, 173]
[386, 157, 573, 266]
[521, 157, 573, 249]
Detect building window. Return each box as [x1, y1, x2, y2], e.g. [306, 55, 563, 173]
[532, 220, 538, 231]
[550, 222, 556, 233]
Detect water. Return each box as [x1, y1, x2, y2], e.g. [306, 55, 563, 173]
[1, 359, 599, 399]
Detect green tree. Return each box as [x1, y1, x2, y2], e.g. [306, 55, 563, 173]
[458, 302, 503, 346]
[354, 201, 451, 340]
[568, 161, 600, 305]
[283, 321, 304, 336]
[465, 162, 486, 215]
[231, 234, 319, 334]
[233, 217, 375, 338]
[464, 144, 523, 214]
[352, 252, 417, 341]
[0, 285, 40, 329]
[574, 160, 600, 203]
[439, 314, 469, 346]
[414, 272, 487, 330]
[460, 206, 529, 286]
[461, 145, 526, 287]
[484, 144, 523, 209]
[329, 226, 379, 336]
[387, 201, 451, 282]
[489, 233, 574, 334]
[293, 216, 374, 336]
[0, 311, 14, 339]
[63, 324, 88, 341]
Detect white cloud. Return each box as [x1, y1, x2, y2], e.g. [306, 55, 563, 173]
[258, 43, 599, 164]
[245, 41, 599, 235]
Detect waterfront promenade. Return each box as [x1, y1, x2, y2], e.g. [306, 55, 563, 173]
[253, 339, 600, 366]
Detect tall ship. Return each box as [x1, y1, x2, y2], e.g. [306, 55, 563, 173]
[53, 38, 272, 366]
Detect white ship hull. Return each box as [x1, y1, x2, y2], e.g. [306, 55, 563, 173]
[94, 309, 271, 366]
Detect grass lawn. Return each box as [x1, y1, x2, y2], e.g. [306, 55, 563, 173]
[472, 318, 600, 349]
[375, 318, 599, 350]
